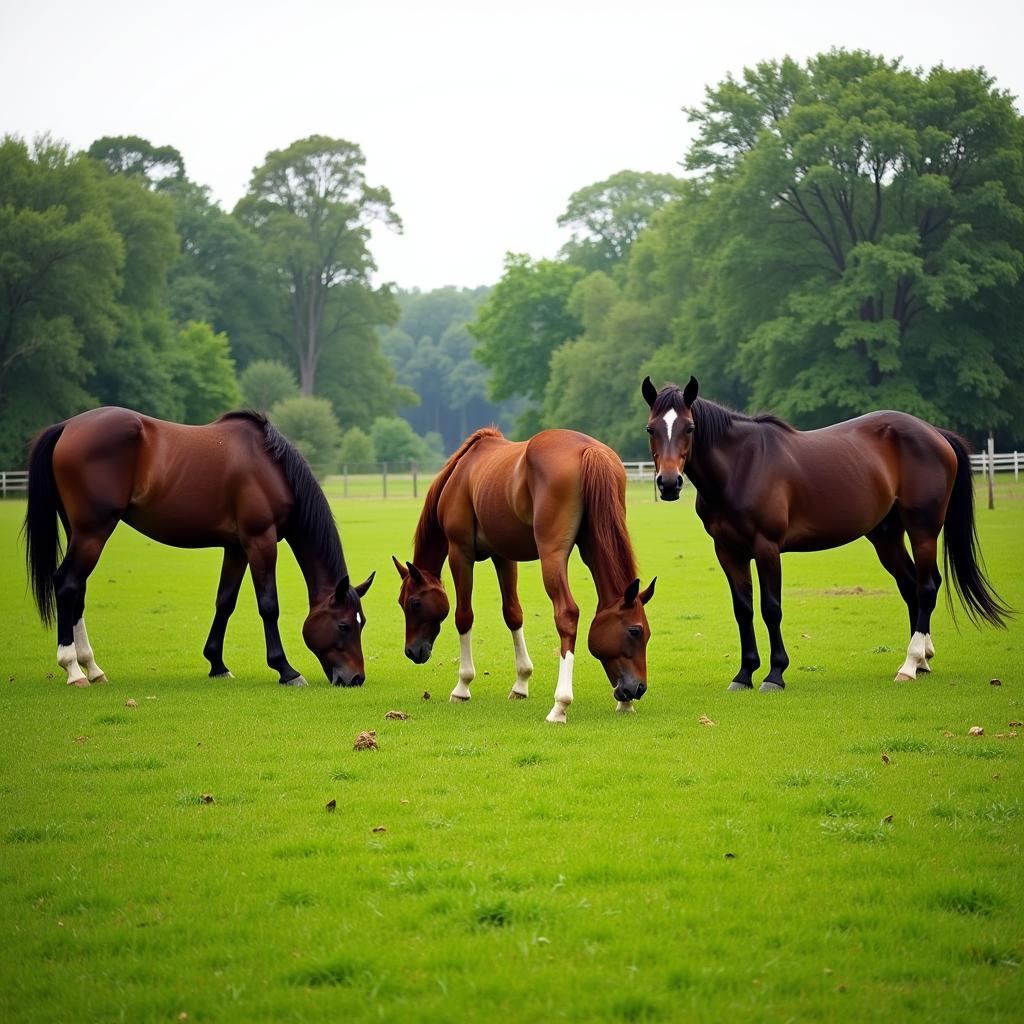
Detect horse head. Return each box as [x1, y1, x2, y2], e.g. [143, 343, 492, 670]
[302, 572, 375, 686]
[587, 577, 656, 701]
[642, 375, 698, 501]
[393, 556, 450, 663]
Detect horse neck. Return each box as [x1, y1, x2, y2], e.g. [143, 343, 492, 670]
[412, 504, 448, 576]
[685, 416, 746, 496]
[286, 531, 347, 604]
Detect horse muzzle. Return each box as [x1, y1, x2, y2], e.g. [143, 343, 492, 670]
[405, 641, 432, 665]
[614, 675, 647, 702]
[656, 473, 683, 502]
[332, 668, 365, 687]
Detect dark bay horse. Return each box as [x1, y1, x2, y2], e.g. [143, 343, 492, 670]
[392, 427, 655, 723]
[641, 376, 1009, 691]
[24, 407, 374, 688]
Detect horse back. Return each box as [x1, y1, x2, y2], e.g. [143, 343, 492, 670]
[53, 407, 291, 547]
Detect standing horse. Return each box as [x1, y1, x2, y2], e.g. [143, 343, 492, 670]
[641, 376, 1009, 690]
[392, 427, 656, 723]
[24, 407, 374, 688]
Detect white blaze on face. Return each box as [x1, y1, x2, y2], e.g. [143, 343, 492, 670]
[355, 611, 362, 626]
[663, 408, 679, 440]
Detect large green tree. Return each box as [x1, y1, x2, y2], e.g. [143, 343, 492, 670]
[557, 169, 682, 274]
[677, 50, 1024, 434]
[0, 136, 123, 464]
[234, 136, 402, 397]
[469, 254, 584, 432]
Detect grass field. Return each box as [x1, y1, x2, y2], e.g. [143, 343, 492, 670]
[1, 479, 1022, 1022]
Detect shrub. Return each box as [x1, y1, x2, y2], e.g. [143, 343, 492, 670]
[338, 426, 376, 469]
[240, 359, 299, 411]
[270, 396, 341, 477]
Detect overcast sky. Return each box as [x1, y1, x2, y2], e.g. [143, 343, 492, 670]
[2, 0, 1021, 291]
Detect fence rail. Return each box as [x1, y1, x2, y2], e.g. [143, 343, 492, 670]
[1, 452, 1020, 498]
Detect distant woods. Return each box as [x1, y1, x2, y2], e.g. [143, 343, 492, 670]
[4, 49, 1023, 469]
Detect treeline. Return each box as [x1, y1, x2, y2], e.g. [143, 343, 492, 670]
[470, 50, 1024, 456]
[0, 133, 459, 470]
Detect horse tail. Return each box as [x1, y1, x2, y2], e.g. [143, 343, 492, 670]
[23, 422, 68, 627]
[580, 444, 637, 594]
[938, 429, 1011, 628]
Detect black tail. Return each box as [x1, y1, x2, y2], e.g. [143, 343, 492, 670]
[23, 423, 67, 627]
[939, 429, 1011, 628]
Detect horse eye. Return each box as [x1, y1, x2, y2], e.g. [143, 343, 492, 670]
[337, 622, 351, 635]
[645, 425, 655, 435]
[627, 625, 643, 639]
[410, 598, 422, 612]
[685, 424, 695, 435]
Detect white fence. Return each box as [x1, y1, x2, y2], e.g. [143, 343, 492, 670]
[623, 453, 1021, 483]
[1, 454, 1020, 497]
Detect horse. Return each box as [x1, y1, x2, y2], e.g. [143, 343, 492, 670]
[24, 407, 374, 688]
[641, 376, 1010, 691]
[392, 427, 656, 723]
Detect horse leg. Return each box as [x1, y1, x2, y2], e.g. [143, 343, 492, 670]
[867, 513, 928, 669]
[894, 523, 942, 682]
[714, 541, 759, 691]
[448, 545, 476, 702]
[245, 532, 305, 686]
[493, 556, 533, 700]
[203, 545, 248, 678]
[539, 548, 579, 723]
[753, 538, 789, 692]
[54, 526, 115, 686]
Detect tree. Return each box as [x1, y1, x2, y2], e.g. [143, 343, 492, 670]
[87, 135, 185, 187]
[234, 136, 401, 396]
[370, 416, 431, 465]
[678, 50, 1024, 434]
[173, 321, 241, 423]
[339, 426, 376, 468]
[558, 170, 682, 273]
[270, 396, 341, 477]
[240, 359, 299, 410]
[469, 254, 584, 430]
[0, 136, 123, 464]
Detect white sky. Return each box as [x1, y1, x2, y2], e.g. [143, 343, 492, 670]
[2, 0, 1022, 290]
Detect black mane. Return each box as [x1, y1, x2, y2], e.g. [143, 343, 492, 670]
[218, 410, 347, 579]
[652, 386, 794, 454]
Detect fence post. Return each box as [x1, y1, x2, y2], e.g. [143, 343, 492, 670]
[382, 462, 388, 500]
[411, 459, 418, 499]
[1015, 451, 1019, 483]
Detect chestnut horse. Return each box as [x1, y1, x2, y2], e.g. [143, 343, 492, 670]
[642, 376, 1009, 691]
[392, 427, 655, 723]
[24, 407, 374, 688]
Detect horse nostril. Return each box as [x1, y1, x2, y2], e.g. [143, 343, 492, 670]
[655, 474, 664, 487]
[350, 673, 364, 687]
[675, 475, 683, 489]
[405, 646, 415, 660]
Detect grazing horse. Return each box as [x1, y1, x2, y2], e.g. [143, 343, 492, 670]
[641, 376, 1010, 690]
[392, 427, 656, 723]
[24, 407, 374, 688]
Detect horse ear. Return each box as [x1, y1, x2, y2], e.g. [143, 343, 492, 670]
[621, 578, 641, 608]
[406, 562, 425, 585]
[639, 577, 657, 605]
[683, 376, 699, 407]
[641, 376, 658, 409]
[333, 575, 350, 604]
[354, 571, 375, 597]
[392, 555, 408, 580]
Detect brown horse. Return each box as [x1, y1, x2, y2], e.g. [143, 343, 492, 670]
[641, 376, 1010, 691]
[392, 427, 655, 723]
[24, 407, 374, 688]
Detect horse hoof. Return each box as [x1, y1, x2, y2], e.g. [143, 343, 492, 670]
[89, 673, 108, 684]
[727, 680, 754, 692]
[917, 661, 931, 674]
[894, 672, 915, 682]
[759, 680, 785, 693]
[210, 671, 233, 679]
[281, 675, 308, 687]
[67, 678, 90, 688]
[449, 694, 470, 703]
[508, 689, 528, 700]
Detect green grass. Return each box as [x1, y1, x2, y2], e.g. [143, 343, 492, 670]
[1, 478, 1022, 1022]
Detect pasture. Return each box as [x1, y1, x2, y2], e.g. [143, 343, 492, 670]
[1, 480, 1022, 1023]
